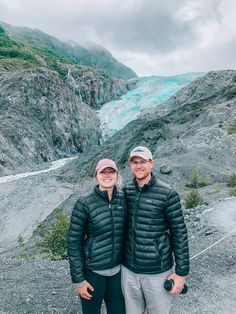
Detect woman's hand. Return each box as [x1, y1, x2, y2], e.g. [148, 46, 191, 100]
[76, 282, 94, 300]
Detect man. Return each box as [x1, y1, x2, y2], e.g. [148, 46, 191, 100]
[122, 146, 189, 314]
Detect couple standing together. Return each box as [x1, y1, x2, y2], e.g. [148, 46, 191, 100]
[68, 146, 189, 314]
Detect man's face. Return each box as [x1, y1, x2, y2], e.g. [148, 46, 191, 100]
[129, 156, 154, 181]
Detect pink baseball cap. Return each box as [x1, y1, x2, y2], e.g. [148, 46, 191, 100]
[95, 159, 118, 173]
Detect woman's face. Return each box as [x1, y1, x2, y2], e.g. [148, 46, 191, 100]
[96, 167, 118, 190]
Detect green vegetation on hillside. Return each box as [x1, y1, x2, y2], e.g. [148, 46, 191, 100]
[0, 26, 37, 63]
[228, 173, 236, 187]
[0, 26, 75, 77]
[228, 125, 236, 135]
[186, 170, 211, 188]
[184, 189, 204, 209]
[0, 23, 136, 79]
[229, 188, 236, 197]
[17, 234, 29, 259]
[228, 174, 236, 196]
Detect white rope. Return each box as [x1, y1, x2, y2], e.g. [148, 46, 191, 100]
[190, 228, 236, 260]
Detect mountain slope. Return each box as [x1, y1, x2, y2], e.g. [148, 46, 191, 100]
[61, 70, 236, 192]
[0, 24, 134, 175]
[0, 21, 137, 79]
[0, 67, 101, 175]
[0, 25, 130, 108]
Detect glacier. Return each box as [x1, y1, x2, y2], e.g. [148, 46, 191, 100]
[98, 73, 204, 140]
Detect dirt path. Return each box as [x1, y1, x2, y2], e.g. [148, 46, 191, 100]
[0, 198, 235, 313]
[171, 198, 236, 313]
[0, 158, 78, 251]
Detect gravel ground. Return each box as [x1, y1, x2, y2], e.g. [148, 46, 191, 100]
[0, 171, 76, 251]
[0, 198, 235, 314]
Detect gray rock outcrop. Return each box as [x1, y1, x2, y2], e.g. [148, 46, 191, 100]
[64, 64, 130, 109]
[160, 162, 172, 174]
[0, 67, 100, 175]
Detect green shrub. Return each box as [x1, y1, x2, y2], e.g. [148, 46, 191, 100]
[17, 234, 25, 247]
[186, 170, 211, 188]
[184, 189, 204, 209]
[17, 235, 29, 259]
[229, 187, 236, 197]
[228, 174, 236, 197]
[36, 209, 70, 260]
[228, 174, 236, 187]
[228, 126, 236, 135]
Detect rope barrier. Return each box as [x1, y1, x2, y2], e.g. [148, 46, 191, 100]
[190, 228, 236, 260]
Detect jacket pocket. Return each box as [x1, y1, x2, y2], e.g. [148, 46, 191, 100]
[85, 238, 93, 261]
[154, 240, 163, 269]
[166, 232, 171, 249]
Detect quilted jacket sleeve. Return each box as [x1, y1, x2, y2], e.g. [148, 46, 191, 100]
[67, 198, 88, 283]
[165, 189, 190, 276]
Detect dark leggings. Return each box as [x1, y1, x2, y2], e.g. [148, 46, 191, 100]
[80, 270, 125, 314]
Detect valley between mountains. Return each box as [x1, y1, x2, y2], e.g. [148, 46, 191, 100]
[0, 20, 236, 314]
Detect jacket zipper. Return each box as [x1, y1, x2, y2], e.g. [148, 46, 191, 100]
[87, 238, 93, 261]
[155, 240, 163, 269]
[132, 190, 141, 264]
[109, 203, 115, 263]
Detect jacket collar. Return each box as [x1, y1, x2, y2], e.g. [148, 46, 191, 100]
[133, 173, 156, 191]
[94, 185, 117, 202]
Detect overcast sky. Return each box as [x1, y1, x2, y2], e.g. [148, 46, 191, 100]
[1, 0, 236, 76]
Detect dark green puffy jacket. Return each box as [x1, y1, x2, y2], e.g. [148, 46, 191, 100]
[68, 185, 126, 283]
[123, 175, 189, 276]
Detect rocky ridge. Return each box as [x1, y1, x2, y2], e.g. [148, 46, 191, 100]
[0, 67, 100, 175]
[64, 64, 134, 109]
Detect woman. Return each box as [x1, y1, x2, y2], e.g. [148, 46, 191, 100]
[68, 159, 126, 314]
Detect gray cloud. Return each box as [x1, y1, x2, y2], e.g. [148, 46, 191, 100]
[0, 0, 236, 75]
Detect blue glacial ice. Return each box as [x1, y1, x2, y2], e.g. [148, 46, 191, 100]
[98, 73, 204, 140]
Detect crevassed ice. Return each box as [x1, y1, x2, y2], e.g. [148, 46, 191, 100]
[98, 73, 204, 140]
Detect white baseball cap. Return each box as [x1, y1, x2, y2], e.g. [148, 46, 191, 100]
[129, 146, 153, 161]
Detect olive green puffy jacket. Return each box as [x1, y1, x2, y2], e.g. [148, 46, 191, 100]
[68, 186, 126, 283]
[123, 175, 189, 276]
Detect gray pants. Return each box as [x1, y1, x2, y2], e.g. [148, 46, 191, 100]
[121, 266, 172, 314]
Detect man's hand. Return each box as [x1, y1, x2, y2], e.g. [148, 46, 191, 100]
[167, 273, 186, 295]
[76, 282, 94, 300]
